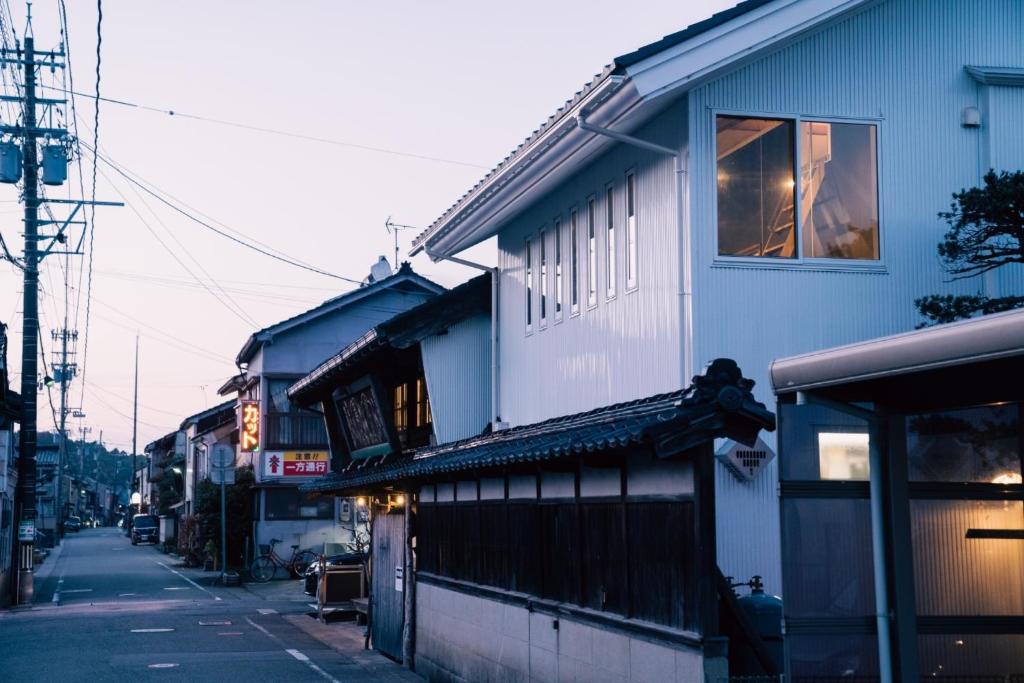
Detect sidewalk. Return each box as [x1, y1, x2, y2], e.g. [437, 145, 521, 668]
[284, 613, 422, 682]
[32, 539, 66, 584]
[149, 547, 314, 603]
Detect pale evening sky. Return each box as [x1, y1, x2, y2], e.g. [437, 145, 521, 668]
[0, 0, 736, 453]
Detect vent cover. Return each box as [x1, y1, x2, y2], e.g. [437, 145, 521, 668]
[715, 437, 775, 482]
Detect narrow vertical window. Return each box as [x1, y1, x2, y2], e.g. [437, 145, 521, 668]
[625, 172, 637, 290]
[525, 239, 533, 331]
[587, 198, 597, 307]
[393, 383, 408, 433]
[569, 208, 579, 314]
[540, 230, 548, 326]
[415, 377, 431, 427]
[605, 186, 616, 299]
[554, 219, 563, 320]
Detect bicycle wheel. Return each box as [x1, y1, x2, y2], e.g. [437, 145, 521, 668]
[250, 556, 276, 582]
[290, 551, 317, 577]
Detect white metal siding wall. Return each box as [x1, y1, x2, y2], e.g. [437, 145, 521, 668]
[420, 313, 491, 444]
[687, 0, 1024, 596]
[497, 109, 685, 427]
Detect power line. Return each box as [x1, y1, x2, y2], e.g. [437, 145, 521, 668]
[40, 84, 489, 170]
[80, 141, 366, 285]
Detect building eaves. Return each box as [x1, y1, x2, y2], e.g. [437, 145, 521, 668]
[235, 263, 445, 365]
[144, 431, 178, 454]
[301, 359, 775, 494]
[409, 0, 780, 258]
[179, 399, 236, 431]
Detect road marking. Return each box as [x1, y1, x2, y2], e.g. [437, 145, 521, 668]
[147, 663, 179, 669]
[119, 593, 137, 597]
[131, 628, 174, 633]
[244, 617, 339, 683]
[198, 620, 231, 625]
[60, 588, 93, 594]
[257, 608, 277, 615]
[163, 587, 190, 591]
[154, 561, 222, 601]
[286, 649, 338, 682]
[218, 631, 243, 636]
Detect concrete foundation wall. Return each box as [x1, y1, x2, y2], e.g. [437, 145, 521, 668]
[415, 582, 704, 683]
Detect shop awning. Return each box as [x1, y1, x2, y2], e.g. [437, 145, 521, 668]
[300, 359, 774, 495]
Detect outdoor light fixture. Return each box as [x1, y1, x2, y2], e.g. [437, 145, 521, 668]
[130, 492, 142, 506]
[394, 494, 405, 506]
[170, 466, 182, 475]
[43, 375, 54, 387]
[991, 472, 1023, 485]
[356, 497, 367, 507]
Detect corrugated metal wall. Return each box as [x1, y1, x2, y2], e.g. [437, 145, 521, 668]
[496, 110, 685, 427]
[420, 313, 492, 444]
[686, 0, 1024, 594]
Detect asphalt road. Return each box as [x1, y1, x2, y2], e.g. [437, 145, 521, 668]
[0, 528, 395, 682]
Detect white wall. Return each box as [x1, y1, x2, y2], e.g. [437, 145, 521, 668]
[421, 313, 491, 444]
[415, 582, 704, 683]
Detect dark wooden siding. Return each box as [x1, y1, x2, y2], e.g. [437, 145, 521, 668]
[371, 509, 406, 661]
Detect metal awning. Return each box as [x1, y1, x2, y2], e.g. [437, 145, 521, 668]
[301, 359, 775, 495]
[771, 309, 1024, 404]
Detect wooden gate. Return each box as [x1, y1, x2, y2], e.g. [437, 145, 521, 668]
[371, 507, 406, 661]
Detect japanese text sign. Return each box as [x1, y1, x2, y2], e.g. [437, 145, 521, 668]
[240, 400, 260, 453]
[263, 450, 329, 477]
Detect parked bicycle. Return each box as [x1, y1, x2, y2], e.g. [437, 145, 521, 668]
[250, 538, 317, 582]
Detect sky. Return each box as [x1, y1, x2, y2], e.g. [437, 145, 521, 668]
[0, 0, 737, 453]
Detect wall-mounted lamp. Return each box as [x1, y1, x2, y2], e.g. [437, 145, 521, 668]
[356, 496, 367, 508]
[961, 106, 981, 128]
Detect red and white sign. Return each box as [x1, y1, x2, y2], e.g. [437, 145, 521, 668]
[263, 451, 329, 477]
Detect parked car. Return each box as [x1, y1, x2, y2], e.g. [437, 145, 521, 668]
[130, 514, 159, 545]
[63, 516, 81, 533]
[303, 551, 365, 596]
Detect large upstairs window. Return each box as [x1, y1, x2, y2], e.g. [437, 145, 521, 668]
[716, 114, 879, 261]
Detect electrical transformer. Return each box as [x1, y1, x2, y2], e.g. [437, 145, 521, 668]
[0, 142, 21, 183]
[41, 144, 67, 186]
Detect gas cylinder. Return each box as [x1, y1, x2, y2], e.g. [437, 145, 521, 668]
[737, 575, 784, 668]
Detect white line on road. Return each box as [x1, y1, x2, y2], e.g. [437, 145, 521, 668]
[245, 617, 340, 683]
[154, 561, 222, 601]
[60, 588, 93, 594]
[163, 587, 190, 591]
[131, 628, 175, 633]
[198, 620, 232, 625]
[147, 663, 179, 669]
[257, 608, 277, 615]
[119, 593, 137, 597]
[52, 573, 64, 604]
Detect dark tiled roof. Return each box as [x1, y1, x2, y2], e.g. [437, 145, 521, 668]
[301, 359, 774, 494]
[411, 0, 774, 255]
[289, 274, 491, 403]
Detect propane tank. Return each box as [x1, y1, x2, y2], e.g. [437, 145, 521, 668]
[737, 575, 783, 668]
[0, 142, 21, 183]
[42, 144, 67, 186]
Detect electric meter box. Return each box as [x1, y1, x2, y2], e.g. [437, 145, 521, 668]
[0, 142, 21, 183]
[41, 145, 67, 186]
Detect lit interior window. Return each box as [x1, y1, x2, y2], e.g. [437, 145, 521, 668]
[818, 432, 869, 480]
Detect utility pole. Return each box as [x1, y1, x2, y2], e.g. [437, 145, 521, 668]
[128, 336, 138, 535]
[5, 15, 121, 603]
[52, 328, 77, 542]
[12, 33, 42, 606]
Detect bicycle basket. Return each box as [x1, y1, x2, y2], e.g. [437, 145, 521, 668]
[258, 544, 271, 556]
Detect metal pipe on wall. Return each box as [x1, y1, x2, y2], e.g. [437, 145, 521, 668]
[575, 114, 694, 385]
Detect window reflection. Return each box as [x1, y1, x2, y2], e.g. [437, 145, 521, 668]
[800, 121, 879, 259]
[716, 116, 796, 257]
[907, 404, 1022, 483]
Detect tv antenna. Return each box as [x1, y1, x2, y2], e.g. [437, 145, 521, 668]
[384, 217, 420, 269]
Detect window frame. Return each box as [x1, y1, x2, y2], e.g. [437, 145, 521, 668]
[539, 228, 548, 329]
[569, 206, 580, 317]
[624, 168, 639, 292]
[711, 109, 886, 272]
[524, 236, 533, 334]
[553, 216, 564, 323]
[604, 182, 617, 301]
[586, 195, 598, 309]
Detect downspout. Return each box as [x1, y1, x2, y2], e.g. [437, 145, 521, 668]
[576, 114, 694, 385]
[424, 249, 501, 429]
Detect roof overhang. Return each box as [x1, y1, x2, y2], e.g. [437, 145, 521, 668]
[411, 0, 872, 260]
[771, 310, 1024, 409]
[965, 65, 1024, 87]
